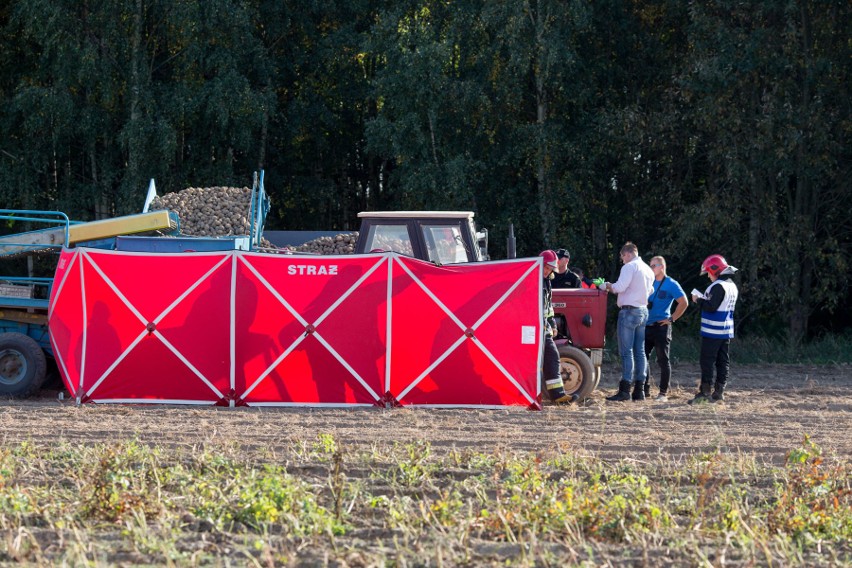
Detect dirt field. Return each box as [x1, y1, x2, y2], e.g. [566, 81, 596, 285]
[2, 362, 849, 463]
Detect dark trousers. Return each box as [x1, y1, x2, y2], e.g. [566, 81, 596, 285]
[541, 333, 567, 400]
[543, 334, 560, 382]
[644, 324, 672, 393]
[700, 337, 730, 386]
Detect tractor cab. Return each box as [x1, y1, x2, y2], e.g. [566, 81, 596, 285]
[355, 211, 488, 264]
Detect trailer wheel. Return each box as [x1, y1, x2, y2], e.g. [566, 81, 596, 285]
[0, 333, 47, 398]
[557, 345, 596, 400]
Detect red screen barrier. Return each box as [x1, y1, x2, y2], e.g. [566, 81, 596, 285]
[49, 249, 543, 408]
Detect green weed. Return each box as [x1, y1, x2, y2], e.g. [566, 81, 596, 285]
[0, 438, 847, 565]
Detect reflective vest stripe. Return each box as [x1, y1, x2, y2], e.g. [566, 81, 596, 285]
[700, 280, 737, 339]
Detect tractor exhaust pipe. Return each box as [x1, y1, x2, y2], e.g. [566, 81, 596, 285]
[506, 224, 516, 259]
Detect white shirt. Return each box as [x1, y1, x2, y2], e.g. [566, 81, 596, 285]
[611, 256, 655, 308]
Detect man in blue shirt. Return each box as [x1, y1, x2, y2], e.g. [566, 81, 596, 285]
[643, 256, 688, 401]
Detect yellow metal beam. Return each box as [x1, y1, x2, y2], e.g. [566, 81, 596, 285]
[68, 210, 176, 244]
[0, 309, 47, 325]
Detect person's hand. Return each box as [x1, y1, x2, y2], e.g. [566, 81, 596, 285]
[658, 319, 672, 326]
[551, 327, 558, 337]
[691, 293, 699, 303]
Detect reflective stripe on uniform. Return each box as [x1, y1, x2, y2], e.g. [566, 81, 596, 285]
[700, 280, 737, 339]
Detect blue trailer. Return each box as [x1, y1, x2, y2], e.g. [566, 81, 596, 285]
[0, 210, 71, 397]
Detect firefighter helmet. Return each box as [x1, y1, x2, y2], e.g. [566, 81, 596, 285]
[539, 249, 558, 268]
[700, 254, 736, 277]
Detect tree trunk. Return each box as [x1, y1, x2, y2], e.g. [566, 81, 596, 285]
[127, 0, 143, 193]
[529, 0, 552, 243]
[787, 5, 814, 346]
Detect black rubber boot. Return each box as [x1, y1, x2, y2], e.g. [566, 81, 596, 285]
[643, 380, 651, 398]
[711, 382, 726, 403]
[606, 380, 632, 402]
[632, 381, 646, 401]
[547, 382, 577, 405]
[688, 382, 713, 405]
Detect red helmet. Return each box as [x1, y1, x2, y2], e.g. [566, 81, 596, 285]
[539, 249, 558, 268]
[701, 254, 729, 277]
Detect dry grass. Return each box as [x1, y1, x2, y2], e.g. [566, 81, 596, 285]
[0, 362, 848, 565]
[0, 436, 849, 566]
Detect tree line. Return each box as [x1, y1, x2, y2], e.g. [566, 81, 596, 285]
[1, 0, 849, 342]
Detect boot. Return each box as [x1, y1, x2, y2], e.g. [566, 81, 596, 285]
[643, 380, 651, 398]
[711, 383, 725, 403]
[606, 380, 632, 402]
[632, 381, 646, 401]
[554, 393, 579, 405]
[547, 381, 577, 405]
[688, 382, 712, 405]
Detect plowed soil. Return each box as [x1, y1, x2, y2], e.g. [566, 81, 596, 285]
[2, 363, 850, 463]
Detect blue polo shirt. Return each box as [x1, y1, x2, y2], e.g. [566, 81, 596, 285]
[647, 276, 686, 324]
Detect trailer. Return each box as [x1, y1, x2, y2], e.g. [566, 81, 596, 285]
[0, 210, 70, 396]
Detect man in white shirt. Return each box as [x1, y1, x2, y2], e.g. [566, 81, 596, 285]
[600, 242, 655, 401]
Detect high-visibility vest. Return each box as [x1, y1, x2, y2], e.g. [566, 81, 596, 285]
[700, 279, 738, 338]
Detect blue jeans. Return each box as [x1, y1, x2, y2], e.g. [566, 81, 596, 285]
[617, 307, 648, 384]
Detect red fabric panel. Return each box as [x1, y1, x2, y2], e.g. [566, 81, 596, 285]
[91, 335, 222, 402]
[389, 257, 540, 406]
[48, 250, 541, 407]
[235, 254, 386, 404]
[49, 249, 84, 395]
[78, 250, 232, 401]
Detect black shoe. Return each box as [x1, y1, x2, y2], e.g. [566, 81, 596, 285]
[632, 381, 646, 401]
[643, 382, 651, 398]
[688, 392, 711, 405]
[711, 383, 726, 402]
[688, 382, 713, 405]
[606, 380, 632, 402]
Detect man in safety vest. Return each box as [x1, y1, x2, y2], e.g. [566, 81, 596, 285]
[540, 250, 575, 404]
[689, 254, 739, 404]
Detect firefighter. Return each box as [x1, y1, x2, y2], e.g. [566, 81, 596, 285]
[689, 254, 739, 404]
[540, 250, 575, 404]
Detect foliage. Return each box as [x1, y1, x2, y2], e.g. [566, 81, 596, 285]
[667, 330, 852, 365]
[0, 0, 849, 339]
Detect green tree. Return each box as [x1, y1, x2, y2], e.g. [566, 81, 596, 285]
[672, 0, 851, 342]
[1, 0, 271, 217]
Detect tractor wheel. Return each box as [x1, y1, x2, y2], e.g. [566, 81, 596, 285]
[557, 344, 596, 401]
[0, 333, 47, 398]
